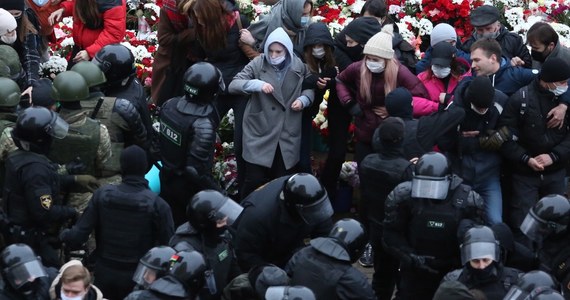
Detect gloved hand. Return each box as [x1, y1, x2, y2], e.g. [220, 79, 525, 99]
[74, 175, 100, 192]
[479, 126, 511, 151]
[348, 102, 363, 117]
[65, 157, 87, 175]
[409, 254, 439, 274]
[59, 228, 70, 242]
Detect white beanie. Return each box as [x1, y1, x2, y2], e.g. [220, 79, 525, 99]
[0, 9, 17, 35]
[363, 24, 394, 59]
[430, 23, 456, 47]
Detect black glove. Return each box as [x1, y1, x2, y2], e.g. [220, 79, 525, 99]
[348, 102, 363, 117]
[409, 254, 439, 274]
[74, 175, 100, 192]
[65, 157, 87, 175]
[59, 228, 70, 243]
[480, 126, 511, 151]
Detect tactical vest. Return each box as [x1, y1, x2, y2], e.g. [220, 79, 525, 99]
[0, 114, 17, 197]
[408, 185, 471, 258]
[290, 247, 350, 299]
[48, 117, 100, 176]
[159, 98, 200, 172]
[3, 150, 59, 227]
[97, 185, 158, 264]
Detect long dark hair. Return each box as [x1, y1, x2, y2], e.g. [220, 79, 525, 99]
[303, 44, 336, 74]
[186, 0, 231, 51]
[75, 0, 102, 29]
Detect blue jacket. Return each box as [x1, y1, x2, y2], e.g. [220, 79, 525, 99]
[485, 57, 536, 96]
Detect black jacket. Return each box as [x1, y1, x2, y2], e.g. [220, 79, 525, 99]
[285, 237, 376, 300]
[442, 263, 522, 300]
[233, 176, 333, 271]
[124, 276, 192, 300]
[498, 79, 570, 175]
[462, 26, 532, 68]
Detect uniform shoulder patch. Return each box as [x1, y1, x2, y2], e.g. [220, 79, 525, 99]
[532, 69, 539, 74]
[40, 195, 52, 210]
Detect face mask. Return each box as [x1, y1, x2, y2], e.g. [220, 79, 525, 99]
[300, 16, 309, 27]
[470, 103, 489, 115]
[32, 0, 49, 6]
[345, 45, 363, 61]
[60, 291, 84, 300]
[431, 65, 451, 78]
[366, 60, 385, 73]
[550, 84, 568, 96]
[531, 49, 550, 63]
[312, 46, 325, 59]
[477, 30, 500, 40]
[270, 55, 286, 65]
[1, 34, 17, 44]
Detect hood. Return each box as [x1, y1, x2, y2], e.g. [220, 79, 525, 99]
[385, 87, 413, 119]
[433, 280, 474, 300]
[343, 17, 382, 45]
[149, 276, 189, 298]
[49, 260, 106, 300]
[310, 237, 351, 262]
[263, 27, 294, 65]
[303, 22, 334, 49]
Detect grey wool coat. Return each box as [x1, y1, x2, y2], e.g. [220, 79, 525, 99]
[229, 27, 314, 169]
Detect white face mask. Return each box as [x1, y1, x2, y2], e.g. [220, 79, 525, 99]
[366, 59, 385, 73]
[60, 291, 84, 300]
[32, 0, 49, 6]
[312, 46, 325, 59]
[431, 65, 451, 78]
[270, 55, 286, 65]
[550, 84, 568, 96]
[470, 103, 489, 115]
[1, 34, 17, 45]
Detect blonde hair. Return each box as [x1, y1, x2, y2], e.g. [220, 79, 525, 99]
[359, 56, 400, 104]
[61, 265, 91, 288]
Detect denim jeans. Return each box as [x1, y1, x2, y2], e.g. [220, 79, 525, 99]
[471, 174, 503, 225]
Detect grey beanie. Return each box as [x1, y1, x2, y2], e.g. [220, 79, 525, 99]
[430, 23, 457, 47]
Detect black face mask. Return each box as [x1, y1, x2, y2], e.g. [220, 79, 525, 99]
[468, 261, 498, 283]
[344, 45, 364, 62]
[531, 48, 551, 63]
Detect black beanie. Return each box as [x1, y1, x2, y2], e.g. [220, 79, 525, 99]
[31, 79, 56, 108]
[385, 87, 413, 119]
[373, 117, 404, 148]
[539, 57, 570, 83]
[120, 145, 148, 176]
[466, 76, 495, 109]
[343, 17, 382, 45]
[0, 0, 25, 12]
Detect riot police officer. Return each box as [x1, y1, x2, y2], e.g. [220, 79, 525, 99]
[72, 61, 149, 181]
[132, 246, 177, 290]
[124, 250, 208, 300]
[441, 225, 522, 299]
[0, 243, 56, 300]
[504, 270, 560, 299]
[519, 194, 570, 297]
[383, 151, 486, 300]
[158, 62, 223, 225]
[264, 286, 316, 300]
[233, 173, 334, 271]
[285, 218, 376, 299]
[59, 145, 175, 300]
[92, 44, 153, 149]
[3, 107, 79, 267]
[169, 190, 243, 299]
[0, 78, 20, 192]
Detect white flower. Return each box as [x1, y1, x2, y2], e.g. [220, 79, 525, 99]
[388, 5, 402, 14]
[319, 101, 327, 112]
[320, 120, 328, 130]
[349, 0, 366, 14]
[504, 7, 524, 30]
[418, 18, 433, 36]
[61, 16, 73, 27]
[40, 56, 68, 76]
[143, 3, 160, 16]
[60, 37, 75, 48]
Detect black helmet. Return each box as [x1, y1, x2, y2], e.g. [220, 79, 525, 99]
[520, 194, 570, 243]
[328, 218, 367, 263]
[281, 173, 333, 225]
[0, 244, 48, 292]
[169, 250, 207, 295]
[92, 44, 136, 87]
[12, 107, 69, 154]
[187, 190, 243, 231]
[133, 246, 176, 288]
[504, 270, 559, 300]
[265, 286, 316, 300]
[183, 62, 225, 103]
[412, 152, 451, 200]
[529, 289, 565, 300]
[459, 225, 500, 265]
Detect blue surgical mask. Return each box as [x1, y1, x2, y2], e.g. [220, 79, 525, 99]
[366, 60, 385, 73]
[32, 0, 49, 6]
[300, 16, 310, 27]
[550, 84, 568, 96]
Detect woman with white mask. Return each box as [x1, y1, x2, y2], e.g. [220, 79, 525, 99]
[414, 41, 472, 117]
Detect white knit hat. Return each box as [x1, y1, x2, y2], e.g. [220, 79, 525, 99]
[0, 9, 17, 35]
[430, 23, 456, 47]
[363, 24, 394, 59]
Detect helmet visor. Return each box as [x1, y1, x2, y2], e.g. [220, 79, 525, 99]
[411, 176, 450, 200]
[503, 286, 529, 300]
[48, 113, 69, 139]
[132, 264, 158, 288]
[460, 241, 498, 265]
[296, 196, 333, 225]
[5, 260, 47, 289]
[214, 198, 243, 226]
[520, 212, 552, 243]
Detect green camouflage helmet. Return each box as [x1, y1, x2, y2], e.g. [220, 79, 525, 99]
[0, 78, 21, 108]
[51, 71, 90, 102]
[0, 45, 23, 80]
[71, 61, 107, 88]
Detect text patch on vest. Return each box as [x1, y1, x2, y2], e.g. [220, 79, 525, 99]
[160, 122, 182, 146]
[427, 220, 445, 229]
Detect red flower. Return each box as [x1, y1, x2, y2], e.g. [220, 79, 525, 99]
[346, 0, 356, 5]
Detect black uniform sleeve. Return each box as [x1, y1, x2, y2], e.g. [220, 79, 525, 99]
[497, 92, 530, 164]
[337, 268, 377, 300]
[383, 183, 415, 260]
[114, 98, 150, 150]
[59, 194, 98, 249]
[155, 196, 175, 244]
[234, 208, 272, 271]
[416, 102, 466, 151]
[186, 117, 221, 191]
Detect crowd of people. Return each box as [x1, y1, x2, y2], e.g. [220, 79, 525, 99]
[2, 0, 570, 298]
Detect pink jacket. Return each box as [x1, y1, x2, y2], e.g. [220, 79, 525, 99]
[413, 58, 471, 117]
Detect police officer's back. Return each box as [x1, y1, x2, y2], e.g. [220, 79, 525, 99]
[0, 78, 21, 193]
[59, 145, 175, 300]
[504, 270, 560, 299]
[3, 107, 77, 267]
[383, 152, 486, 300]
[233, 173, 334, 271]
[158, 62, 223, 226]
[285, 218, 376, 300]
[168, 190, 243, 300]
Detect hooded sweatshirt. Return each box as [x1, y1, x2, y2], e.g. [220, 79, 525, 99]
[49, 260, 106, 300]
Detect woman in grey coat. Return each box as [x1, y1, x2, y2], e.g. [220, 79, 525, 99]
[229, 27, 314, 199]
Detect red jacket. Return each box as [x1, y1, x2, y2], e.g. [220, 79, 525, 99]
[61, 0, 126, 58]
